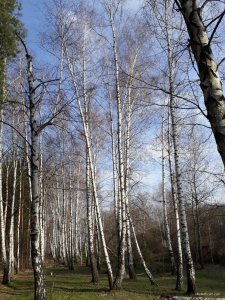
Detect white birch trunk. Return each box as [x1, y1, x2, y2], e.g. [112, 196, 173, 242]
[193, 179, 204, 269]
[7, 154, 18, 282]
[3, 110, 18, 283]
[55, 172, 63, 263]
[58, 130, 67, 265]
[107, 7, 127, 289]
[26, 51, 46, 300]
[170, 83, 196, 294]
[65, 34, 113, 288]
[74, 160, 81, 263]
[163, 0, 194, 291]
[90, 157, 114, 289]
[4, 163, 9, 226]
[22, 96, 32, 203]
[167, 110, 183, 290]
[0, 110, 8, 284]
[109, 99, 119, 244]
[124, 65, 137, 280]
[68, 155, 75, 270]
[177, 0, 225, 166]
[161, 104, 176, 275]
[16, 159, 22, 274]
[87, 152, 99, 283]
[39, 132, 45, 263]
[80, 26, 100, 281]
[128, 212, 156, 285]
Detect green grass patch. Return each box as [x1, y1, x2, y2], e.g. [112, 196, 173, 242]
[0, 264, 224, 299]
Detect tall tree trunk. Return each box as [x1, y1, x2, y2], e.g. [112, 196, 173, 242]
[125, 129, 135, 281]
[65, 31, 113, 289]
[89, 158, 114, 289]
[124, 58, 139, 281]
[161, 104, 176, 275]
[108, 98, 120, 248]
[167, 110, 183, 290]
[39, 132, 45, 263]
[193, 180, 204, 269]
[108, 8, 126, 289]
[170, 87, 196, 294]
[6, 152, 18, 283]
[0, 59, 8, 284]
[164, 0, 195, 291]
[65, 46, 113, 290]
[15, 159, 22, 274]
[176, 0, 225, 166]
[0, 111, 8, 285]
[191, 193, 198, 264]
[26, 51, 46, 300]
[95, 206, 101, 271]
[74, 159, 81, 263]
[128, 212, 156, 285]
[68, 155, 74, 270]
[4, 163, 9, 225]
[81, 26, 100, 281]
[54, 185, 61, 262]
[22, 82, 32, 270]
[86, 150, 99, 284]
[60, 133, 67, 265]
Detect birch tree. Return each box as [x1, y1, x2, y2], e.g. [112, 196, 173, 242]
[167, 111, 184, 290]
[174, 0, 225, 167]
[169, 62, 196, 295]
[0, 114, 7, 284]
[59, 1, 114, 288]
[19, 33, 66, 298]
[161, 104, 176, 275]
[101, 0, 127, 289]
[22, 45, 46, 300]
[146, 0, 196, 293]
[4, 120, 18, 283]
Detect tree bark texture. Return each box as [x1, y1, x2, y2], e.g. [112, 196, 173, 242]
[86, 153, 100, 284]
[164, 3, 195, 291]
[128, 212, 156, 285]
[170, 90, 196, 294]
[168, 107, 184, 291]
[161, 105, 176, 275]
[177, 0, 225, 167]
[26, 52, 46, 300]
[65, 33, 114, 289]
[108, 8, 126, 290]
[0, 110, 8, 285]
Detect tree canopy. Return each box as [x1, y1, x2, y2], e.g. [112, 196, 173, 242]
[0, 0, 24, 92]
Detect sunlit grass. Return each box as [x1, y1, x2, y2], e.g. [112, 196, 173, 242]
[0, 264, 224, 299]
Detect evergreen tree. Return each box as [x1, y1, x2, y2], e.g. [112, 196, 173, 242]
[0, 0, 25, 285]
[0, 0, 24, 98]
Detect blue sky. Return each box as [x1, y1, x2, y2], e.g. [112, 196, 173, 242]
[18, 1, 224, 202]
[19, 0, 162, 193]
[20, 0, 46, 59]
[20, 0, 142, 57]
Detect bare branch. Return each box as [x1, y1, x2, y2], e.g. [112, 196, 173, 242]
[0, 121, 31, 147]
[208, 9, 225, 46]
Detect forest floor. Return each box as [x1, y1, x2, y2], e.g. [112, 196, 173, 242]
[0, 264, 224, 299]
